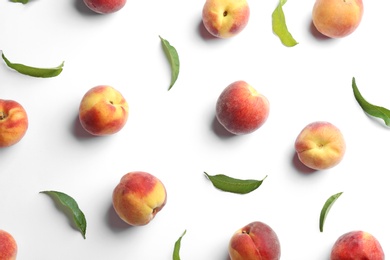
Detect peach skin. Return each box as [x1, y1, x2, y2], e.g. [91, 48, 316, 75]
[202, 0, 250, 38]
[112, 171, 167, 226]
[216, 80, 269, 135]
[312, 0, 364, 38]
[0, 229, 17, 260]
[79, 85, 129, 136]
[0, 99, 28, 148]
[229, 221, 281, 260]
[295, 121, 346, 170]
[331, 231, 384, 260]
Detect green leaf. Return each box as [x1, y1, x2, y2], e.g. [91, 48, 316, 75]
[352, 77, 390, 126]
[204, 172, 267, 194]
[272, 0, 298, 47]
[2, 52, 64, 78]
[10, 0, 29, 3]
[173, 230, 186, 260]
[40, 190, 87, 239]
[319, 192, 343, 232]
[159, 36, 180, 90]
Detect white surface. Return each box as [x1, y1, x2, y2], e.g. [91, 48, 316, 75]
[0, 0, 389, 259]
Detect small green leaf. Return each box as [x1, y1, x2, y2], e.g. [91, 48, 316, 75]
[159, 36, 180, 90]
[272, 0, 298, 47]
[10, 0, 29, 3]
[2, 52, 64, 78]
[352, 77, 390, 126]
[40, 190, 87, 239]
[204, 172, 267, 194]
[173, 230, 186, 260]
[319, 192, 343, 232]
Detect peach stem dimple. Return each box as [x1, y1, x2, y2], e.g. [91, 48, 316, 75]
[0, 111, 6, 120]
[223, 10, 228, 16]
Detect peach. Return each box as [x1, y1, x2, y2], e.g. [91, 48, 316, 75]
[229, 221, 281, 260]
[294, 121, 346, 170]
[112, 171, 167, 226]
[216, 80, 269, 135]
[83, 0, 126, 14]
[0, 99, 28, 148]
[331, 231, 384, 260]
[0, 229, 17, 260]
[79, 85, 129, 136]
[312, 0, 364, 38]
[202, 0, 250, 38]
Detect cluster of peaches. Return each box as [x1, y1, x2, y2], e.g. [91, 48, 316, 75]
[0, 0, 384, 259]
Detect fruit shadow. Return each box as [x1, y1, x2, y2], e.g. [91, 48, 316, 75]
[308, 20, 332, 41]
[105, 204, 133, 233]
[73, 0, 102, 15]
[197, 20, 220, 41]
[291, 151, 317, 175]
[211, 115, 236, 139]
[71, 114, 100, 140]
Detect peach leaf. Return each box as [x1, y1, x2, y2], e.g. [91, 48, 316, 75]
[2, 52, 64, 78]
[272, 0, 298, 47]
[159, 36, 180, 91]
[173, 229, 186, 260]
[40, 190, 87, 239]
[352, 77, 390, 126]
[319, 192, 343, 232]
[204, 172, 267, 194]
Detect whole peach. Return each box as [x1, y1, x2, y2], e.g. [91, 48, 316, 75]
[202, 0, 250, 38]
[112, 171, 167, 226]
[295, 121, 346, 170]
[216, 80, 269, 135]
[0, 229, 17, 260]
[79, 85, 129, 136]
[83, 0, 126, 14]
[312, 0, 364, 38]
[0, 99, 28, 148]
[331, 231, 384, 260]
[229, 221, 281, 260]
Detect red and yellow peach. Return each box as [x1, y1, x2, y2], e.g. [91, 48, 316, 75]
[78, 85, 129, 136]
[0, 229, 17, 260]
[330, 231, 384, 260]
[0, 99, 28, 148]
[112, 171, 167, 226]
[216, 80, 269, 135]
[202, 0, 250, 38]
[228, 221, 281, 260]
[295, 121, 346, 170]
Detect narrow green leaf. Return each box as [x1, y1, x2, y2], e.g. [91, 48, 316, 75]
[319, 192, 343, 232]
[10, 0, 29, 3]
[159, 36, 180, 90]
[173, 230, 186, 260]
[204, 172, 267, 194]
[272, 0, 298, 47]
[352, 77, 390, 126]
[2, 52, 64, 78]
[40, 190, 87, 239]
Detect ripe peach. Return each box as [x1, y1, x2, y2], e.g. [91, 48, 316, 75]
[0, 229, 17, 260]
[83, 0, 126, 14]
[330, 231, 384, 260]
[202, 0, 250, 38]
[229, 221, 281, 260]
[112, 171, 167, 226]
[216, 80, 269, 135]
[0, 99, 28, 148]
[79, 85, 129, 136]
[295, 121, 346, 170]
[312, 0, 364, 38]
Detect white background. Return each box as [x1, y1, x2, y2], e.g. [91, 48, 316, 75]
[1, 0, 389, 259]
